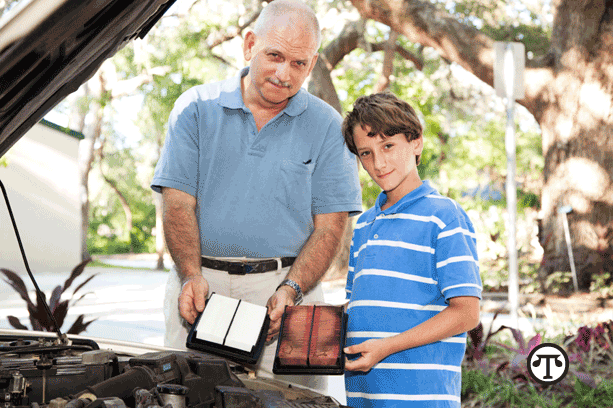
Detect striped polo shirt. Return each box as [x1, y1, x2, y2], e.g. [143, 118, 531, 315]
[345, 180, 482, 408]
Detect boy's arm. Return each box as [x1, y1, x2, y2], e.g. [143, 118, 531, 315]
[344, 296, 480, 372]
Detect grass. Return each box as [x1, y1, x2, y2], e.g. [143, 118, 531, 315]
[87, 259, 169, 272]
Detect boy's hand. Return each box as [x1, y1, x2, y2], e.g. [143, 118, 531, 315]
[344, 338, 389, 372]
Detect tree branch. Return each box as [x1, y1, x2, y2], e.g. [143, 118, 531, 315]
[369, 40, 423, 71]
[350, 0, 495, 84]
[206, 8, 262, 48]
[348, 0, 555, 111]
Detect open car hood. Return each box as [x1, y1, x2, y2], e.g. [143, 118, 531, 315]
[0, 0, 176, 157]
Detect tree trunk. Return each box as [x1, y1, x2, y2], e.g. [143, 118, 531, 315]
[349, 0, 613, 290]
[536, 0, 613, 289]
[101, 173, 133, 251]
[373, 30, 399, 93]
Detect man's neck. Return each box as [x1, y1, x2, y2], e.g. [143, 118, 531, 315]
[241, 74, 288, 131]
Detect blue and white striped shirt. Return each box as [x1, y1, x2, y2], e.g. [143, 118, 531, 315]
[345, 181, 482, 408]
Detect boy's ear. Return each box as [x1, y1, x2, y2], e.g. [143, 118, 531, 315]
[413, 135, 424, 154]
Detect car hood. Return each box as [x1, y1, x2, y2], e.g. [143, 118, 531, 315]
[0, 0, 176, 157]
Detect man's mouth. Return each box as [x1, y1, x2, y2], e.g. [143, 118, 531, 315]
[268, 77, 290, 88]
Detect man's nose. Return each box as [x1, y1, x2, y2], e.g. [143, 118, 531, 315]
[276, 61, 291, 82]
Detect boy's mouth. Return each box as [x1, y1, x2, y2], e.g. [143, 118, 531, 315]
[377, 170, 393, 179]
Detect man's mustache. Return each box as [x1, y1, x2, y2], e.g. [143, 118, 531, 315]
[268, 77, 291, 88]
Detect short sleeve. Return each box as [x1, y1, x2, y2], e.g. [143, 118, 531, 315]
[311, 119, 362, 216]
[435, 214, 482, 302]
[151, 90, 200, 197]
[345, 236, 358, 300]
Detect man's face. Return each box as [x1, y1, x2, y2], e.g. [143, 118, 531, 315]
[243, 20, 318, 107]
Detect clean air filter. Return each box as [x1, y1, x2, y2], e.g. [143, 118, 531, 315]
[186, 293, 269, 365]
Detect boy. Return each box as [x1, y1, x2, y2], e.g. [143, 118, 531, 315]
[341, 92, 482, 408]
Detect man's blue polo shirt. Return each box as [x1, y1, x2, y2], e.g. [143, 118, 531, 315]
[151, 68, 362, 257]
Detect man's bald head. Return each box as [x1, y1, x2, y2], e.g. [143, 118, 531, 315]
[252, 0, 321, 50]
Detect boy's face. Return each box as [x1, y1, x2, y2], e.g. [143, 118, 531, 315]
[353, 124, 423, 206]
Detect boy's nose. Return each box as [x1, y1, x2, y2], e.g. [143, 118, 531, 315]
[373, 153, 387, 171]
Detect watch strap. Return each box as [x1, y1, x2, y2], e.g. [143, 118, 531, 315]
[276, 279, 303, 305]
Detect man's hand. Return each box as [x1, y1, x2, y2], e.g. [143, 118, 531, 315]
[344, 338, 390, 372]
[179, 274, 209, 324]
[265, 286, 295, 341]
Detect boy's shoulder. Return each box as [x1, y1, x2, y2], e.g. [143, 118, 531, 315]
[410, 188, 472, 227]
[355, 205, 377, 226]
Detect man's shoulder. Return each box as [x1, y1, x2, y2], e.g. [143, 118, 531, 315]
[301, 90, 342, 121]
[176, 78, 233, 105]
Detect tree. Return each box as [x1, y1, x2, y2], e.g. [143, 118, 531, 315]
[334, 0, 612, 290]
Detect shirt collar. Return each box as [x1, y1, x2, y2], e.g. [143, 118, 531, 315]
[373, 180, 435, 216]
[217, 67, 308, 116]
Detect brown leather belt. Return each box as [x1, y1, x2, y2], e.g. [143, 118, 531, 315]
[201, 256, 296, 275]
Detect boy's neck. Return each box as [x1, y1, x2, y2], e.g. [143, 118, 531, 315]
[381, 176, 423, 211]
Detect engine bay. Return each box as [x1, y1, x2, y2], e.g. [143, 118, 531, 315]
[0, 335, 344, 408]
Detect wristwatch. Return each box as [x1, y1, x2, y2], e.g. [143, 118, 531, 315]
[276, 279, 303, 305]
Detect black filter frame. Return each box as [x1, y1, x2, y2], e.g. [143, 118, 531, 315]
[272, 305, 347, 375]
[186, 293, 270, 366]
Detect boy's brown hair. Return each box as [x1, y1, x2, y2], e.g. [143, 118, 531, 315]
[342, 92, 423, 165]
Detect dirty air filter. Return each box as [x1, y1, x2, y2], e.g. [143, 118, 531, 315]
[186, 293, 269, 365]
[273, 305, 347, 375]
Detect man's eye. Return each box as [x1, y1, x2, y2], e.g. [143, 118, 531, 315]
[359, 151, 370, 157]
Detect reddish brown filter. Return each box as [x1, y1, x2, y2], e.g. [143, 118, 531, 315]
[277, 305, 314, 366]
[308, 306, 342, 366]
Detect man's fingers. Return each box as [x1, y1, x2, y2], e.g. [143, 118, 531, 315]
[179, 294, 196, 324]
[193, 280, 208, 312]
[178, 276, 209, 324]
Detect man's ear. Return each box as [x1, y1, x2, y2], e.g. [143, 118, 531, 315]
[306, 53, 319, 77]
[243, 30, 257, 61]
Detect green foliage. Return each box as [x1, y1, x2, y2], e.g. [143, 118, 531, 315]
[463, 314, 613, 407]
[572, 376, 613, 407]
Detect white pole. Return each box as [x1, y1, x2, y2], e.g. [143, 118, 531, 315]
[504, 44, 519, 329]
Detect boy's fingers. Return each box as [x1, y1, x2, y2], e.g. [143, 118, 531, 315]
[344, 344, 362, 354]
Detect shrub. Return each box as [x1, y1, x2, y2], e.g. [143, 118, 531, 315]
[1, 259, 97, 334]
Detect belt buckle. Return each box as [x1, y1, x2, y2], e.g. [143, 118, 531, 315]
[227, 262, 256, 275]
[227, 263, 246, 275]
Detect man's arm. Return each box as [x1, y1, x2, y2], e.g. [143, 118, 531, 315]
[266, 211, 348, 340]
[162, 187, 208, 324]
[344, 296, 480, 372]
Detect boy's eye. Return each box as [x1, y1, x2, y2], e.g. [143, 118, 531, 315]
[384, 144, 394, 149]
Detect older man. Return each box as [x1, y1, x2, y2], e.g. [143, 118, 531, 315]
[151, 0, 361, 390]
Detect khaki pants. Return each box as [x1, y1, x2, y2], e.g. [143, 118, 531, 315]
[163, 264, 328, 392]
